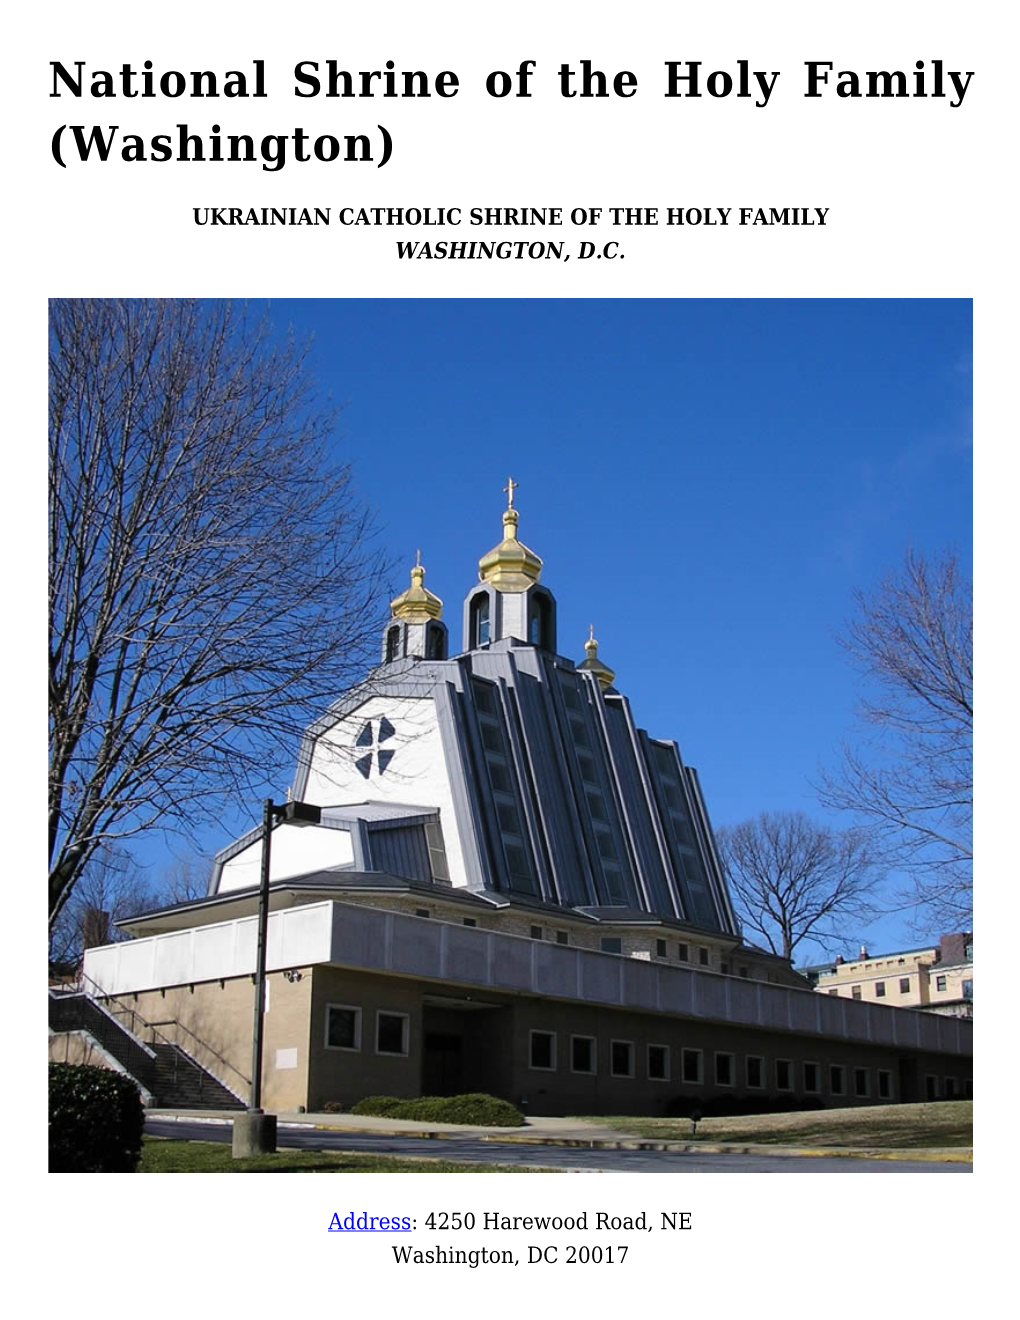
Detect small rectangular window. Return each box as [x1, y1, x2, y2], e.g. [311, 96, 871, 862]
[962, 979, 973, 999]
[936, 975, 947, 992]
[851, 985, 862, 1000]
[656, 939, 667, 958]
[853, 1067, 869, 1098]
[714, 1052, 734, 1086]
[775, 1059, 793, 1091]
[746, 1056, 764, 1089]
[899, 978, 910, 993]
[611, 1040, 634, 1078]
[462, 917, 477, 927]
[877, 1069, 892, 1100]
[720, 962, 729, 974]
[827, 989, 840, 996]
[829, 1064, 845, 1096]
[698, 947, 710, 966]
[556, 930, 569, 945]
[570, 1035, 596, 1075]
[647, 1044, 670, 1081]
[681, 1048, 703, 1084]
[925, 1075, 939, 1100]
[325, 1005, 361, 1051]
[677, 943, 689, 962]
[875, 981, 886, 997]
[600, 936, 623, 955]
[376, 1012, 408, 1056]
[529, 1030, 556, 1071]
[803, 1062, 820, 1094]
[530, 925, 543, 941]
[415, 908, 431, 919]
[739, 966, 749, 978]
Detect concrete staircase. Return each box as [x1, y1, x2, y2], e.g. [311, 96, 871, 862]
[150, 1042, 245, 1110]
[49, 990, 244, 1110]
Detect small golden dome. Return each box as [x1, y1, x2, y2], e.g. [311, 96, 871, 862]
[478, 478, 543, 593]
[578, 625, 615, 690]
[390, 552, 443, 622]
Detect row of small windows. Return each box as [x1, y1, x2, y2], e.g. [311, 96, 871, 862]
[833, 982, 913, 997]
[325, 1005, 408, 1056]
[471, 678, 537, 894]
[600, 935, 745, 974]
[557, 668, 630, 905]
[830, 975, 973, 1000]
[527, 1031, 895, 1097]
[412, 909, 741, 967]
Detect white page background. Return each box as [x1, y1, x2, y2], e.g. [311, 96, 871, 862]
[10, 0, 1009, 1310]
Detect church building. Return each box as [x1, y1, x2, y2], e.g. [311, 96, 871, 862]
[75, 486, 973, 1114]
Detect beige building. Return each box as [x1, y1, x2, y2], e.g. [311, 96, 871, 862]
[805, 933, 974, 1026]
[53, 494, 973, 1115]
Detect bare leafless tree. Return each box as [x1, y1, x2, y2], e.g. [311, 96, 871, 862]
[48, 846, 159, 972]
[49, 300, 389, 927]
[715, 811, 882, 962]
[820, 550, 972, 929]
[159, 855, 212, 906]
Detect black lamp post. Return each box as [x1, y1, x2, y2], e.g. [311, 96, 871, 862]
[232, 797, 322, 1159]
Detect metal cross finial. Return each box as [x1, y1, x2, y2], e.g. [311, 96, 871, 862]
[504, 476, 518, 509]
[415, 548, 422, 567]
[589, 623, 595, 641]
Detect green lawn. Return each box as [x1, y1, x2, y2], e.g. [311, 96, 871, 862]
[139, 1136, 537, 1173]
[579, 1100, 972, 1149]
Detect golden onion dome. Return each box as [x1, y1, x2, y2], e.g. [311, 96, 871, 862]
[578, 625, 615, 690]
[390, 552, 443, 622]
[478, 478, 543, 593]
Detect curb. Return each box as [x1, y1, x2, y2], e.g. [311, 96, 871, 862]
[147, 1113, 971, 1162]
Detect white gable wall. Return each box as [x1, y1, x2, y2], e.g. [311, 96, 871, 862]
[218, 823, 355, 893]
[303, 695, 469, 887]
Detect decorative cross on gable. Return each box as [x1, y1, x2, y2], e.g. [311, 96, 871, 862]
[354, 716, 396, 779]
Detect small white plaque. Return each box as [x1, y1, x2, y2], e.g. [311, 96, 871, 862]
[275, 1048, 298, 1070]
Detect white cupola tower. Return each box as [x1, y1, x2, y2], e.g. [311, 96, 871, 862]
[382, 551, 448, 663]
[463, 478, 557, 652]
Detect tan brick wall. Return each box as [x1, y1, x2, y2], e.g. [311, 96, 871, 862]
[308, 966, 426, 1110]
[296, 965, 970, 1116]
[113, 971, 313, 1109]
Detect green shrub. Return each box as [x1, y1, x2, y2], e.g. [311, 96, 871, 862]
[349, 1095, 406, 1117]
[350, 1092, 525, 1126]
[49, 1063, 145, 1172]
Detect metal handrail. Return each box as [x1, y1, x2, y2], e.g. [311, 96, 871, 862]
[145, 1018, 250, 1090]
[65, 968, 250, 1092]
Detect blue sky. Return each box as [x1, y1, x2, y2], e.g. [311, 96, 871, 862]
[167, 299, 974, 958]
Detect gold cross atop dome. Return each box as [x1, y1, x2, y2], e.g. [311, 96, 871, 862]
[579, 624, 616, 689]
[390, 551, 443, 622]
[478, 479, 542, 592]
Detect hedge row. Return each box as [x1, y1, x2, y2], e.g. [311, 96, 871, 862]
[349, 1092, 526, 1126]
[49, 1063, 145, 1172]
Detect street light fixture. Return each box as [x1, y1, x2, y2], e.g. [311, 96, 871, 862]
[232, 797, 322, 1159]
